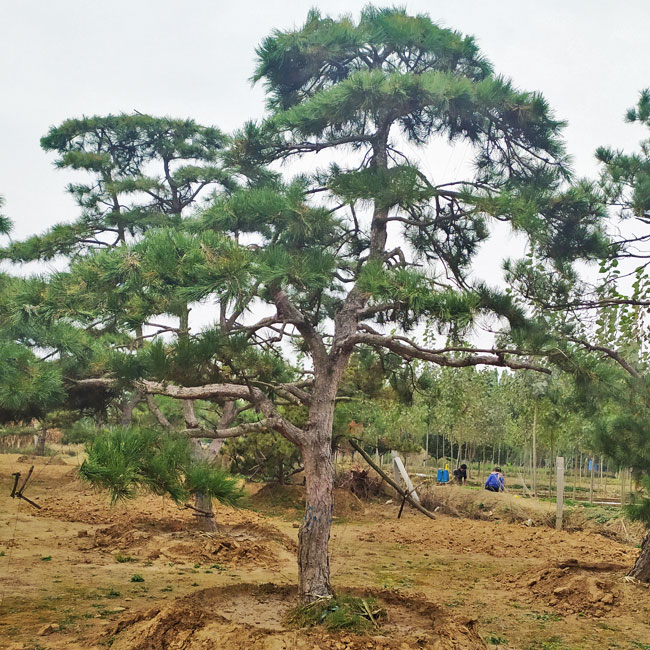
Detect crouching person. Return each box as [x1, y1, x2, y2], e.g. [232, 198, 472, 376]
[485, 467, 505, 492]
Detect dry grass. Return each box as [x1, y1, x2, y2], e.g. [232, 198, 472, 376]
[417, 485, 643, 539]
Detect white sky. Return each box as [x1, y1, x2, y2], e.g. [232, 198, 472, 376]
[2, 0, 650, 239]
[1, 0, 650, 341]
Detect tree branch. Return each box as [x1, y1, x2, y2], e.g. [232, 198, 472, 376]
[184, 418, 282, 439]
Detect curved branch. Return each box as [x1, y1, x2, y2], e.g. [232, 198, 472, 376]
[345, 332, 551, 373]
[184, 418, 282, 439]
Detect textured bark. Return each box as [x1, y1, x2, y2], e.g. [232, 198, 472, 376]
[191, 439, 218, 532]
[145, 394, 172, 429]
[298, 434, 334, 600]
[183, 399, 200, 429]
[120, 391, 142, 426]
[629, 530, 650, 582]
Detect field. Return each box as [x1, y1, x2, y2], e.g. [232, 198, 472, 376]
[2, 452, 650, 650]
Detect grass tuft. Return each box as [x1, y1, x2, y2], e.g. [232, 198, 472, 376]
[286, 594, 384, 633]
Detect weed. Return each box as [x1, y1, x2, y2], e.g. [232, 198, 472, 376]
[486, 636, 508, 646]
[160, 585, 173, 592]
[286, 594, 384, 633]
[40, 556, 52, 561]
[130, 574, 144, 583]
[191, 582, 199, 587]
[105, 588, 121, 598]
[193, 563, 201, 568]
[210, 564, 226, 571]
[632, 643, 650, 650]
[0, 550, 5, 556]
[114, 553, 137, 563]
[529, 611, 562, 622]
[526, 637, 571, 650]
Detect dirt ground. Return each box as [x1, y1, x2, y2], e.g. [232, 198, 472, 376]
[1, 453, 650, 650]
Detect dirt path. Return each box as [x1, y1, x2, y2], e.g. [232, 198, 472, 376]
[1, 453, 649, 649]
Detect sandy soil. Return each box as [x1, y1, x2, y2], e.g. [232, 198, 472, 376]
[1, 452, 650, 650]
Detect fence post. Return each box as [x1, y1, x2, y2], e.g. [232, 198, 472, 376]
[556, 456, 564, 531]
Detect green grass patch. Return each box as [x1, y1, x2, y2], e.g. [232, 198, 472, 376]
[130, 574, 144, 583]
[40, 556, 52, 561]
[114, 553, 137, 563]
[286, 594, 384, 633]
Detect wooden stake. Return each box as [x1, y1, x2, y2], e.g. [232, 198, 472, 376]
[349, 439, 436, 520]
[392, 451, 420, 505]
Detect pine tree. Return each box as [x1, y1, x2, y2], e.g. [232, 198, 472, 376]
[4, 8, 607, 600]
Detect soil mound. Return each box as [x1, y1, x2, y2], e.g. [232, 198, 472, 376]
[251, 483, 365, 517]
[16, 454, 67, 465]
[520, 559, 626, 617]
[104, 583, 487, 650]
[89, 524, 289, 569]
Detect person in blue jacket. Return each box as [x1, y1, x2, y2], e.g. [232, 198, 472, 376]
[485, 467, 505, 492]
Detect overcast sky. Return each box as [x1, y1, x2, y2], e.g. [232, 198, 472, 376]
[2, 0, 650, 242]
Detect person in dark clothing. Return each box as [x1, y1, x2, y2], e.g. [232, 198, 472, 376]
[453, 463, 468, 485]
[485, 467, 505, 492]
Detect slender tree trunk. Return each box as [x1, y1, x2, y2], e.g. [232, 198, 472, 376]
[629, 530, 650, 582]
[579, 451, 582, 488]
[548, 444, 554, 498]
[532, 401, 538, 497]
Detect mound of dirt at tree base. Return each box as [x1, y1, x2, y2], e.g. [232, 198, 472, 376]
[251, 483, 365, 518]
[518, 559, 628, 617]
[103, 583, 487, 650]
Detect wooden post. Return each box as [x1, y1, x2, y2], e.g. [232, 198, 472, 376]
[556, 456, 564, 531]
[391, 451, 421, 505]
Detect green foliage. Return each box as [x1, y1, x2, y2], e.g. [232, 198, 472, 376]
[80, 427, 243, 506]
[224, 429, 302, 483]
[61, 418, 101, 445]
[0, 195, 12, 235]
[0, 341, 64, 423]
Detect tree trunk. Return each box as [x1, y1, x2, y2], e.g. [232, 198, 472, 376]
[146, 394, 172, 429]
[191, 439, 218, 532]
[120, 391, 142, 426]
[298, 434, 334, 601]
[629, 530, 650, 582]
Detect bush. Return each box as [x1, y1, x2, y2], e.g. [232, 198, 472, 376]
[61, 418, 101, 445]
[80, 426, 243, 507]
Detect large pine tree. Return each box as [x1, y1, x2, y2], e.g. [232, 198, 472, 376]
[2, 8, 607, 600]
